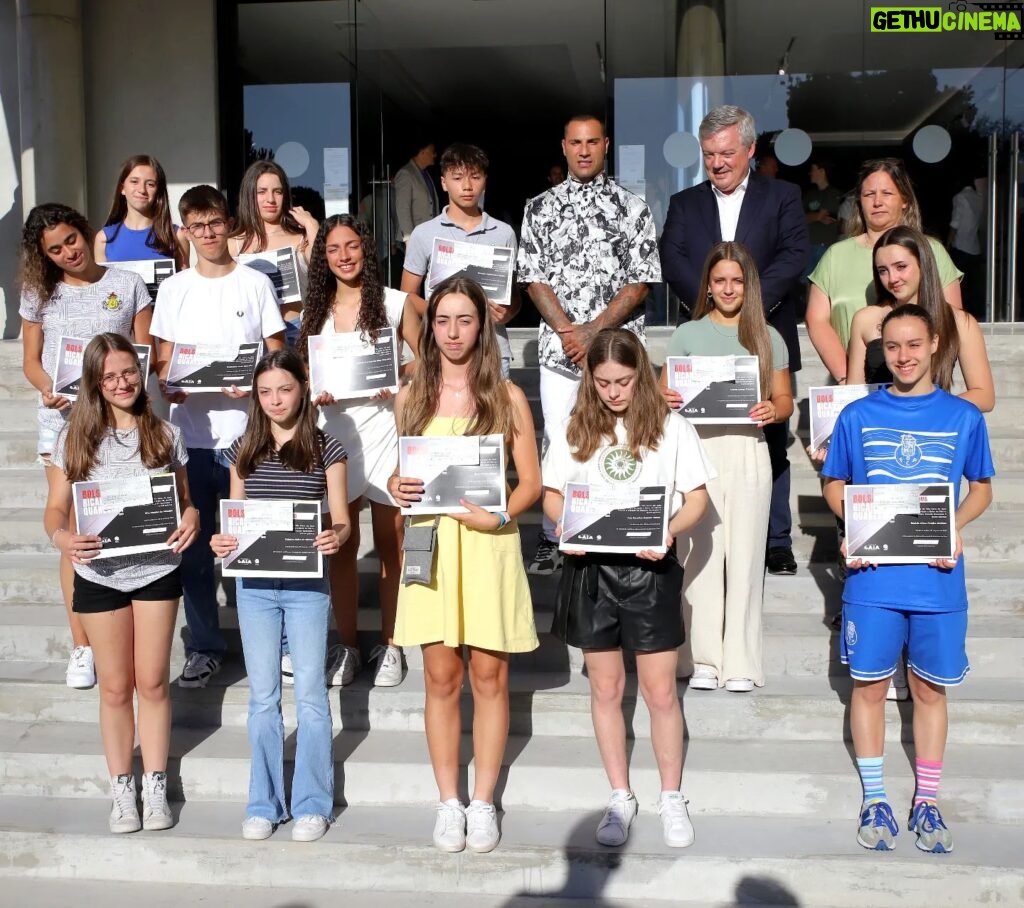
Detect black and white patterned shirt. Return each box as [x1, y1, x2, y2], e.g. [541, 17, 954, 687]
[517, 172, 662, 376]
[227, 431, 347, 501]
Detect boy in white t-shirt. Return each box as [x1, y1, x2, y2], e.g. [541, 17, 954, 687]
[150, 185, 285, 688]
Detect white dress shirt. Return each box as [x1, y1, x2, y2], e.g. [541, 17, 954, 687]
[712, 174, 750, 242]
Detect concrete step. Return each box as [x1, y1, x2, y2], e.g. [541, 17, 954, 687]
[0, 797, 1021, 906]
[2, 661, 1021, 747]
[1, 719, 1020, 822]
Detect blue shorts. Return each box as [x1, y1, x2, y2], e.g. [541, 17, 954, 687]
[841, 602, 970, 687]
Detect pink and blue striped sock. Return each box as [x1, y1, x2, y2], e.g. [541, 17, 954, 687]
[914, 758, 943, 806]
[857, 755, 886, 805]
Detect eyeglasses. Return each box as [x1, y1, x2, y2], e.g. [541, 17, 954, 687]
[184, 218, 228, 237]
[100, 367, 141, 390]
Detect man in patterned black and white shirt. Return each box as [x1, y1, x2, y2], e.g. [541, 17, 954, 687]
[518, 114, 662, 574]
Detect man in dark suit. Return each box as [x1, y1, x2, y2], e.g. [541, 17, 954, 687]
[660, 106, 809, 575]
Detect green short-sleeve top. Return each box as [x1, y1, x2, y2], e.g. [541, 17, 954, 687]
[666, 317, 789, 372]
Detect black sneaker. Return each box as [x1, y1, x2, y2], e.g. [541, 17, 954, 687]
[766, 546, 797, 575]
[527, 533, 563, 575]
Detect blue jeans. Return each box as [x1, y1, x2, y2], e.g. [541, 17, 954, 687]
[182, 448, 231, 656]
[236, 576, 334, 821]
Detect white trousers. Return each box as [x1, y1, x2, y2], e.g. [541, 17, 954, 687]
[539, 366, 580, 541]
[677, 427, 771, 687]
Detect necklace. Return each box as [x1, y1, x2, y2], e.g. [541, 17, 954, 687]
[442, 381, 468, 398]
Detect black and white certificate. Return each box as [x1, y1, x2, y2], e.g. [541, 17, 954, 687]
[307, 329, 399, 399]
[53, 336, 151, 401]
[165, 341, 262, 393]
[844, 483, 956, 564]
[808, 383, 889, 451]
[426, 238, 514, 305]
[103, 259, 176, 303]
[664, 355, 760, 424]
[72, 473, 180, 559]
[238, 247, 302, 305]
[398, 434, 506, 515]
[559, 483, 669, 554]
[219, 499, 323, 578]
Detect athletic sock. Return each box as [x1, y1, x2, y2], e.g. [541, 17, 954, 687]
[913, 758, 943, 806]
[856, 755, 886, 805]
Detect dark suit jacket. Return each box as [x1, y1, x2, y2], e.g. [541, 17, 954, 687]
[660, 173, 809, 371]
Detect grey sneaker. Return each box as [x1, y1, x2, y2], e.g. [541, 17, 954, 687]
[109, 774, 141, 834]
[909, 801, 954, 854]
[327, 644, 361, 688]
[465, 800, 500, 853]
[658, 791, 694, 848]
[141, 771, 173, 830]
[371, 644, 404, 687]
[527, 533, 563, 575]
[857, 800, 898, 851]
[178, 652, 221, 689]
[595, 789, 637, 847]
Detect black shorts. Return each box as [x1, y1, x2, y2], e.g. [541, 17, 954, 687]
[552, 552, 684, 652]
[72, 568, 183, 614]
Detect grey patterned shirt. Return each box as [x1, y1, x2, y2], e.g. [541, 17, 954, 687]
[517, 172, 661, 376]
[52, 422, 188, 592]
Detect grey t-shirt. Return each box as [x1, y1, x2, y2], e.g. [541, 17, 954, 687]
[52, 422, 188, 592]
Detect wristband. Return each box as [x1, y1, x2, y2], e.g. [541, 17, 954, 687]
[50, 527, 66, 549]
[494, 511, 510, 530]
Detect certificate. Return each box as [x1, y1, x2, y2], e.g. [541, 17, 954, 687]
[166, 341, 262, 392]
[665, 355, 760, 424]
[53, 336, 151, 401]
[102, 258, 176, 303]
[73, 473, 180, 559]
[237, 247, 302, 305]
[398, 434, 506, 515]
[219, 499, 323, 578]
[560, 483, 669, 554]
[426, 238, 514, 306]
[844, 483, 956, 564]
[808, 383, 889, 451]
[307, 329, 399, 400]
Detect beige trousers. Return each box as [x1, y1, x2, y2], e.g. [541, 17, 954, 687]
[677, 427, 771, 687]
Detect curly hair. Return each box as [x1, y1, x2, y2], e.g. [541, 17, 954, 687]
[101, 155, 178, 260]
[297, 214, 387, 352]
[19, 204, 95, 306]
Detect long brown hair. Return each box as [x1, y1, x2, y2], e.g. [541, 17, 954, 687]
[297, 215, 389, 350]
[845, 158, 922, 238]
[101, 155, 178, 260]
[692, 242, 775, 395]
[567, 329, 668, 462]
[19, 204, 96, 306]
[62, 333, 172, 483]
[232, 161, 305, 253]
[399, 277, 514, 439]
[233, 348, 324, 478]
[872, 226, 959, 390]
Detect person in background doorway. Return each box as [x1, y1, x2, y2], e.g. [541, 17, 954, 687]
[948, 173, 986, 322]
[394, 140, 440, 244]
[804, 159, 843, 277]
[547, 163, 566, 188]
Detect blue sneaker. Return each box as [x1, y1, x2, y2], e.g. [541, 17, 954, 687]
[857, 801, 898, 851]
[909, 801, 954, 854]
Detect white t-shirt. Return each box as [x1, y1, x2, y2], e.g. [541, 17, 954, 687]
[150, 265, 285, 449]
[543, 410, 717, 516]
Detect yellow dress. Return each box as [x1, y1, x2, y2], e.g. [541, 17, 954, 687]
[393, 417, 539, 653]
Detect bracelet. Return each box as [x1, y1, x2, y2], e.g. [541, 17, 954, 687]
[50, 527, 66, 549]
[494, 511, 510, 530]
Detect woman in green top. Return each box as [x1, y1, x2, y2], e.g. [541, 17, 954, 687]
[806, 158, 962, 384]
[660, 242, 793, 693]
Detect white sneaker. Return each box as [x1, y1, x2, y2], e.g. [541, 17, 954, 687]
[66, 645, 96, 689]
[141, 771, 173, 830]
[281, 653, 294, 686]
[595, 789, 637, 846]
[371, 644, 404, 687]
[178, 652, 221, 689]
[725, 678, 754, 693]
[658, 791, 695, 848]
[292, 815, 329, 842]
[465, 800, 500, 853]
[327, 644, 361, 688]
[108, 774, 140, 834]
[688, 666, 718, 691]
[241, 816, 275, 840]
[432, 798, 466, 852]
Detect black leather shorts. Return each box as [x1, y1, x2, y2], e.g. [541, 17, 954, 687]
[552, 552, 684, 652]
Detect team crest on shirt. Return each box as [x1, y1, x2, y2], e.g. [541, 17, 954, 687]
[846, 620, 858, 647]
[894, 433, 923, 468]
[102, 293, 122, 312]
[599, 444, 640, 483]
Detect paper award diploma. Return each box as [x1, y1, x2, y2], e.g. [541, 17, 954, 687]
[426, 237, 514, 306]
[72, 474, 180, 559]
[237, 246, 302, 305]
[307, 329, 399, 400]
[219, 499, 322, 578]
[808, 383, 889, 451]
[53, 337, 151, 401]
[398, 434, 506, 515]
[103, 258, 176, 303]
[844, 483, 956, 564]
[559, 484, 669, 554]
[166, 342, 262, 392]
[665, 355, 760, 424]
